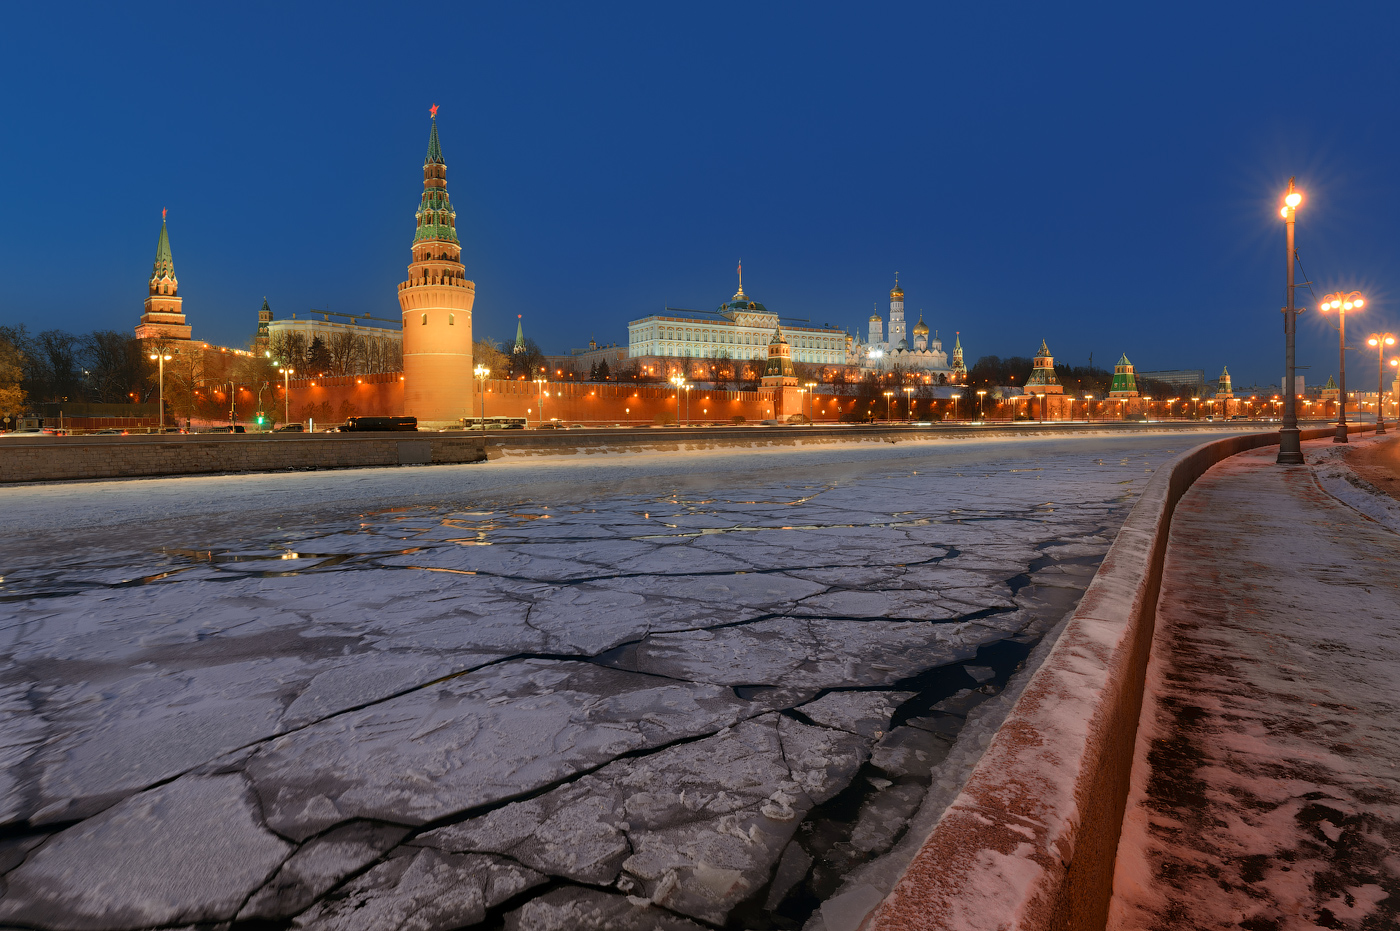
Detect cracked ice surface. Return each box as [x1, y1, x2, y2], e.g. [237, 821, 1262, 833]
[0, 433, 1200, 929]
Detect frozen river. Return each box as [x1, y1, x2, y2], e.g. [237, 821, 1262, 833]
[0, 432, 1215, 930]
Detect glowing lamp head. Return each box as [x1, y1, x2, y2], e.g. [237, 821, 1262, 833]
[1285, 192, 1302, 208]
[1354, 298, 1365, 308]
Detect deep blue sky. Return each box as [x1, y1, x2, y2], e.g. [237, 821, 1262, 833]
[3, 2, 1400, 388]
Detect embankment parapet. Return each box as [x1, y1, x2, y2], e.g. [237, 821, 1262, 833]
[863, 425, 1363, 931]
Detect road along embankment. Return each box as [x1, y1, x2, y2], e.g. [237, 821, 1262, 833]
[0, 433, 486, 483]
[862, 425, 1366, 931]
[483, 421, 1277, 460]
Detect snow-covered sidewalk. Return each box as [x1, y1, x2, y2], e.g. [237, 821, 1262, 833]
[1109, 438, 1400, 930]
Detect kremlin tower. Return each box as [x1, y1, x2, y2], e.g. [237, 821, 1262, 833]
[760, 326, 803, 420]
[398, 106, 476, 428]
[950, 332, 966, 382]
[1025, 340, 1064, 394]
[1110, 353, 1139, 398]
[135, 212, 192, 342]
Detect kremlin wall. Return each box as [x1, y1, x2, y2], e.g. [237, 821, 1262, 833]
[116, 109, 1296, 432]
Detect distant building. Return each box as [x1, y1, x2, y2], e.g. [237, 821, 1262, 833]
[1109, 353, 1140, 398]
[627, 272, 846, 367]
[1137, 369, 1206, 393]
[1024, 340, 1064, 395]
[950, 333, 966, 382]
[1317, 376, 1336, 401]
[135, 212, 192, 342]
[266, 311, 402, 373]
[851, 277, 952, 374]
[759, 326, 803, 420]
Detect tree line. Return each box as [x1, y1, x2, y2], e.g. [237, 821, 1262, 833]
[0, 326, 158, 412]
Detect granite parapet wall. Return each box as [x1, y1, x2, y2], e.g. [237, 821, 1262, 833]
[864, 424, 1365, 931]
[0, 433, 485, 483]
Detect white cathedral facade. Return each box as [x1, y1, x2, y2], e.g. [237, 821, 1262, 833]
[848, 278, 955, 376]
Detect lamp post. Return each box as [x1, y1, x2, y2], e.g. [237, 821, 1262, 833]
[474, 365, 490, 429]
[1318, 291, 1365, 443]
[683, 383, 691, 425]
[1036, 392, 1046, 423]
[950, 392, 961, 421]
[1368, 334, 1396, 434]
[272, 363, 294, 425]
[1084, 393, 1093, 423]
[1278, 178, 1304, 463]
[806, 381, 817, 420]
[902, 386, 914, 422]
[148, 352, 172, 431]
[534, 372, 547, 427]
[883, 390, 894, 421]
[976, 389, 987, 421]
[670, 374, 683, 426]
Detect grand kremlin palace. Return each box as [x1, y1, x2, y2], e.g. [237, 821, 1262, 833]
[626, 282, 847, 367]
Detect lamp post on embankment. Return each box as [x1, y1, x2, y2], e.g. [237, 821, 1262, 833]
[1319, 291, 1365, 443]
[1367, 334, 1395, 435]
[1278, 178, 1304, 463]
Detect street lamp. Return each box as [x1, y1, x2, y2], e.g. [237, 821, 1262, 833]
[902, 386, 914, 422]
[272, 362, 294, 425]
[1278, 178, 1305, 463]
[1036, 392, 1046, 423]
[1367, 334, 1396, 435]
[976, 389, 986, 422]
[1318, 290, 1366, 443]
[1084, 393, 1093, 423]
[806, 381, 818, 420]
[148, 352, 172, 430]
[950, 392, 961, 421]
[474, 365, 490, 429]
[534, 371, 547, 427]
[670, 374, 684, 426]
[883, 390, 894, 421]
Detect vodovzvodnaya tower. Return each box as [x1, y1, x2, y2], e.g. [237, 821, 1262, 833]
[398, 106, 475, 428]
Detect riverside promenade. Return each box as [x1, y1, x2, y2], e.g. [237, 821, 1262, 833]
[1109, 436, 1400, 930]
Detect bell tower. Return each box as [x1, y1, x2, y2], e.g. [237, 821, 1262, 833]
[398, 106, 476, 428]
[135, 211, 192, 342]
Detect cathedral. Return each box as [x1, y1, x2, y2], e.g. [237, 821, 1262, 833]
[849, 277, 955, 377]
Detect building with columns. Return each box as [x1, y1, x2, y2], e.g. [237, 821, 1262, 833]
[397, 108, 476, 428]
[134, 213, 192, 342]
[627, 271, 846, 368]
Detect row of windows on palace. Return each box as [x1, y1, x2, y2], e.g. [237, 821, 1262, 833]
[628, 322, 845, 362]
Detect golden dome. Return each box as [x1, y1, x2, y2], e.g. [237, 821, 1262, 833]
[913, 313, 929, 335]
[890, 273, 904, 299]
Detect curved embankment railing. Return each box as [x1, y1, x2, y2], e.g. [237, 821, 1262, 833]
[864, 426, 1355, 931]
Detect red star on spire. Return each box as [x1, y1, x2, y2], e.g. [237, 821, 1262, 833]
[430, 103, 439, 119]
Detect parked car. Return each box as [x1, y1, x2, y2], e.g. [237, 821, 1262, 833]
[273, 423, 304, 433]
[205, 425, 246, 434]
[92, 429, 130, 435]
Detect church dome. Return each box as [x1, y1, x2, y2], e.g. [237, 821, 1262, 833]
[869, 312, 882, 322]
[890, 274, 904, 299]
[913, 314, 929, 335]
[895, 338, 908, 351]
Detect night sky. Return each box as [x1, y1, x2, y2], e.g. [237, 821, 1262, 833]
[3, 2, 1399, 389]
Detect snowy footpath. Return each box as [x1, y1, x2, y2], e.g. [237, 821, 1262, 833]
[0, 433, 1211, 930]
[1110, 435, 1400, 931]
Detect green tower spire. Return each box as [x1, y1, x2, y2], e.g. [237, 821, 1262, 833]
[426, 115, 444, 165]
[414, 109, 459, 246]
[151, 216, 175, 283]
[514, 316, 526, 354]
[1110, 353, 1139, 397]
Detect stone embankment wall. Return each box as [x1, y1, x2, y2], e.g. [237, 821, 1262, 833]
[0, 433, 486, 484]
[864, 425, 1366, 931]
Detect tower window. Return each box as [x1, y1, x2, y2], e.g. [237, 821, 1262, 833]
[421, 314, 427, 325]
